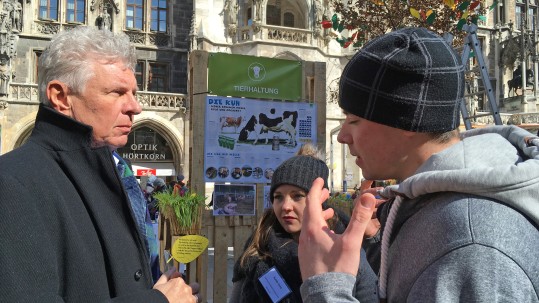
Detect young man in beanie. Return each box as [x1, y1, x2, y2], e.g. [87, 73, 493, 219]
[298, 27, 539, 302]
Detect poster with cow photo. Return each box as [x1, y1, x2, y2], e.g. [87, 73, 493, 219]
[204, 96, 317, 183]
[212, 184, 256, 216]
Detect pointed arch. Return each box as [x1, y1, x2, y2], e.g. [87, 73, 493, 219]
[132, 114, 185, 175]
[11, 110, 39, 150]
[274, 51, 302, 61]
[253, 0, 309, 29]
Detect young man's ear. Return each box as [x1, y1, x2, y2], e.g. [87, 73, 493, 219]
[47, 80, 71, 115]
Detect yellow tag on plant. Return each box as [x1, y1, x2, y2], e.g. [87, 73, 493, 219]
[410, 8, 420, 19]
[169, 235, 209, 264]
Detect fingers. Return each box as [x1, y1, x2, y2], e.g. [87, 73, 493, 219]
[164, 267, 178, 278]
[304, 178, 329, 227]
[365, 218, 381, 238]
[169, 270, 182, 280]
[299, 177, 332, 279]
[360, 179, 374, 191]
[189, 282, 200, 294]
[360, 186, 383, 196]
[154, 267, 178, 285]
[153, 275, 190, 302]
[342, 193, 376, 249]
[321, 207, 335, 221]
[171, 277, 194, 302]
[154, 275, 167, 286]
[299, 191, 376, 279]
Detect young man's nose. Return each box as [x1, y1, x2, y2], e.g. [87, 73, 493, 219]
[337, 126, 350, 144]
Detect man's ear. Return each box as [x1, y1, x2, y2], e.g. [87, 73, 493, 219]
[47, 80, 72, 115]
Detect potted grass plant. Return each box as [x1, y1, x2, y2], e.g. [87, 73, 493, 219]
[326, 192, 354, 217]
[154, 191, 206, 236]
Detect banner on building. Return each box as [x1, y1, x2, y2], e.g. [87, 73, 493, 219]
[204, 96, 317, 183]
[208, 53, 302, 101]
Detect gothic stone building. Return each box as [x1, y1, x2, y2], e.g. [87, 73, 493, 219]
[2, 0, 538, 193]
[0, 0, 193, 179]
[0, 0, 359, 192]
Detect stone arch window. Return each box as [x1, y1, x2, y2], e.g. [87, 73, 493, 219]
[277, 0, 305, 28]
[33, 50, 43, 83]
[125, 0, 168, 32]
[126, 0, 144, 29]
[39, 0, 59, 20]
[135, 61, 145, 91]
[66, 0, 85, 23]
[245, 0, 306, 29]
[135, 60, 170, 92]
[14, 126, 33, 148]
[117, 126, 174, 162]
[244, 7, 252, 25]
[150, 0, 167, 32]
[283, 11, 294, 27]
[116, 124, 182, 178]
[266, 3, 280, 25]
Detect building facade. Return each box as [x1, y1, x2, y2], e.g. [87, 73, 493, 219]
[2, 0, 538, 192]
[192, 0, 357, 192]
[466, 0, 539, 127]
[0, 0, 192, 179]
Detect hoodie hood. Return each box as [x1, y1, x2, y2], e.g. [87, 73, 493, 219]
[379, 125, 539, 226]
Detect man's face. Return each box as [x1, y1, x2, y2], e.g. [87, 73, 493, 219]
[337, 113, 412, 181]
[68, 61, 141, 150]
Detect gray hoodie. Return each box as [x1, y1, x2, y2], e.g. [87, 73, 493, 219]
[301, 125, 539, 302]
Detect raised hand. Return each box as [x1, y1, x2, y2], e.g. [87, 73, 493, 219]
[298, 178, 376, 279]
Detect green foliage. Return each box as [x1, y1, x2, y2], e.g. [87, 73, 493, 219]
[326, 0, 496, 48]
[326, 193, 354, 217]
[154, 192, 206, 234]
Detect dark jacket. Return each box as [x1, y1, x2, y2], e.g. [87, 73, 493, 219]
[0, 105, 167, 302]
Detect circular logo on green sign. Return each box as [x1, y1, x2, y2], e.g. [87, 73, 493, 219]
[248, 62, 266, 81]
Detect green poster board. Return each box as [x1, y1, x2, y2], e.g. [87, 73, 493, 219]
[208, 53, 302, 101]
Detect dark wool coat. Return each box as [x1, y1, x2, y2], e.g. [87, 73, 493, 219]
[0, 105, 167, 302]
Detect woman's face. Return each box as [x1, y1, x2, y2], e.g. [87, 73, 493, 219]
[272, 184, 307, 240]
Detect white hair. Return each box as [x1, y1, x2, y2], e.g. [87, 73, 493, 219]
[38, 26, 137, 106]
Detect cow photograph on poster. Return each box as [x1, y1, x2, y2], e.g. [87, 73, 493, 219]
[212, 184, 256, 216]
[204, 96, 317, 183]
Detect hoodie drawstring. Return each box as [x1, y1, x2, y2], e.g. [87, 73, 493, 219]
[379, 195, 403, 300]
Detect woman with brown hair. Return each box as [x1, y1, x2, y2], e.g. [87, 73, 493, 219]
[230, 144, 378, 303]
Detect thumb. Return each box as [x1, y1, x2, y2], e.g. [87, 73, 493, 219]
[342, 193, 376, 244]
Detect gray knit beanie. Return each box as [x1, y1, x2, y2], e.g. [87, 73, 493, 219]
[339, 27, 465, 132]
[269, 155, 329, 203]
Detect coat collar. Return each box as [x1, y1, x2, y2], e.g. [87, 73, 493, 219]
[29, 104, 94, 151]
